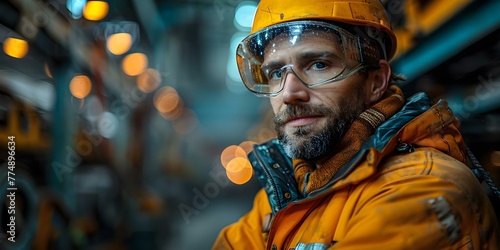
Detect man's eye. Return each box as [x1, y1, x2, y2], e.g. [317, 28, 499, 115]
[311, 62, 327, 70]
[269, 69, 282, 80]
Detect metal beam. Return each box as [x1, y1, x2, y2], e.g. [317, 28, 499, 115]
[391, 0, 500, 83]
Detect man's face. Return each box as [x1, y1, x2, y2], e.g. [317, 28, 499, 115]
[263, 33, 372, 161]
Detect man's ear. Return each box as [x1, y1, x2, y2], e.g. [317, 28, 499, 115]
[368, 60, 391, 103]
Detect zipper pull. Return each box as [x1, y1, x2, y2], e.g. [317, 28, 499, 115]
[396, 140, 415, 153]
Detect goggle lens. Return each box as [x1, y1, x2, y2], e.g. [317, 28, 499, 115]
[236, 21, 380, 97]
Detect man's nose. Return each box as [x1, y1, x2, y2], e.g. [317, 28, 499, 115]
[281, 71, 310, 104]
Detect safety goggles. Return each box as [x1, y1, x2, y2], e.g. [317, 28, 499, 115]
[236, 21, 382, 97]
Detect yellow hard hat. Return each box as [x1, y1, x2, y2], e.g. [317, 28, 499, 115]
[250, 0, 397, 60]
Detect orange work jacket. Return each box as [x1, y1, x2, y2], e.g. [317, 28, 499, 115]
[213, 93, 499, 249]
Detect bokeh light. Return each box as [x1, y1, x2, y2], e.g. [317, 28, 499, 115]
[83, 1, 109, 21]
[234, 2, 257, 30]
[159, 100, 183, 120]
[154, 86, 179, 113]
[122, 52, 148, 76]
[220, 145, 247, 169]
[107, 33, 133, 55]
[98, 111, 118, 139]
[69, 75, 92, 99]
[137, 68, 161, 93]
[226, 157, 253, 185]
[238, 141, 256, 155]
[67, 0, 85, 19]
[3, 37, 29, 59]
[82, 95, 104, 123]
[154, 86, 185, 120]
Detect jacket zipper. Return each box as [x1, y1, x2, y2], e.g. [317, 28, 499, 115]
[253, 147, 283, 211]
[280, 196, 328, 249]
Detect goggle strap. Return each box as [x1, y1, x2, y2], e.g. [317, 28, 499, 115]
[359, 37, 382, 66]
[350, 25, 385, 64]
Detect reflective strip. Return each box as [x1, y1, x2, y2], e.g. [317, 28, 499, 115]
[292, 243, 329, 250]
[428, 196, 461, 243]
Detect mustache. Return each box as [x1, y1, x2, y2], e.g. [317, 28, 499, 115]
[273, 104, 332, 126]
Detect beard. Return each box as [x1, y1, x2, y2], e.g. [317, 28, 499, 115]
[274, 98, 365, 162]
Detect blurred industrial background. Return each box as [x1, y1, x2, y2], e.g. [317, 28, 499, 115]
[0, 0, 499, 249]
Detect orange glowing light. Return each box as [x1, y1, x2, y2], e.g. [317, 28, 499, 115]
[122, 53, 147, 76]
[69, 75, 92, 99]
[107, 33, 132, 55]
[3, 37, 29, 59]
[159, 101, 184, 120]
[226, 157, 253, 185]
[239, 141, 256, 155]
[137, 68, 161, 93]
[154, 86, 179, 113]
[83, 1, 109, 21]
[220, 145, 247, 169]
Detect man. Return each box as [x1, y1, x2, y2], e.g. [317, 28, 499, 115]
[214, 0, 499, 249]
